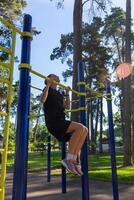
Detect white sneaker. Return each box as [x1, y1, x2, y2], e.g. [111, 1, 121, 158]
[73, 162, 83, 176]
[61, 159, 78, 175]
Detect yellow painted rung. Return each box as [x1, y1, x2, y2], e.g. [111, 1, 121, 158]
[0, 77, 10, 84]
[0, 149, 4, 154]
[0, 188, 2, 192]
[0, 62, 11, 69]
[0, 17, 22, 35]
[0, 112, 7, 117]
[0, 45, 12, 54]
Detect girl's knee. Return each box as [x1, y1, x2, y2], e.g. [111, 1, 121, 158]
[83, 126, 88, 136]
[78, 124, 88, 136]
[77, 124, 85, 132]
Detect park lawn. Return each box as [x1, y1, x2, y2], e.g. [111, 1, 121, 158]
[7, 151, 134, 184]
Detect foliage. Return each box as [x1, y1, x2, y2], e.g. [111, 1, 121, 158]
[50, 17, 112, 86]
[0, 0, 27, 21]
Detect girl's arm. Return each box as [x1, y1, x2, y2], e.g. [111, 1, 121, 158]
[40, 83, 51, 103]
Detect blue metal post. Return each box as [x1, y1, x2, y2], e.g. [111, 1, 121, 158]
[61, 141, 66, 193]
[47, 135, 51, 182]
[12, 14, 32, 200]
[78, 61, 89, 200]
[106, 80, 119, 200]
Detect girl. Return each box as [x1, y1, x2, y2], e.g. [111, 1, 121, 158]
[40, 74, 88, 176]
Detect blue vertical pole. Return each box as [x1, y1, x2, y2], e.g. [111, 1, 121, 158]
[61, 141, 66, 193]
[78, 61, 89, 200]
[47, 135, 51, 182]
[12, 14, 32, 200]
[106, 80, 119, 200]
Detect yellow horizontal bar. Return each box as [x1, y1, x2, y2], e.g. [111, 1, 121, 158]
[66, 107, 87, 113]
[72, 99, 79, 102]
[0, 62, 11, 69]
[86, 97, 96, 101]
[0, 112, 7, 117]
[0, 77, 10, 84]
[30, 69, 86, 96]
[29, 84, 42, 91]
[28, 114, 44, 119]
[0, 17, 22, 35]
[77, 82, 86, 86]
[0, 45, 12, 54]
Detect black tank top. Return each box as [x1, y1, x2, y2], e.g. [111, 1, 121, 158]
[43, 87, 65, 123]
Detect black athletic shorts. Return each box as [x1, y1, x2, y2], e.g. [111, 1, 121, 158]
[46, 119, 72, 142]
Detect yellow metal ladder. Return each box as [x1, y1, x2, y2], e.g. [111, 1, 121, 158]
[0, 28, 16, 200]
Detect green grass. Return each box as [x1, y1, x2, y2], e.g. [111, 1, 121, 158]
[6, 151, 134, 184]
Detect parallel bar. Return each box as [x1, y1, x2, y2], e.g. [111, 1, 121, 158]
[29, 84, 42, 91]
[0, 45, 12, 54]
[61, 141, 66, 194]
[12, 15, 32, 200]
[30, 69, 85, 96]
[106, 80, 119, 200]
[28, 114, 44, 119]
[0, 29, 17, 200]
[78, 61, 89, 200]
[0, 17, 22, 35]
[66, 107, 87, 113]
[47, 135, 51, 182]
[0, 77, 10, 84]
[0, 112, 7, 117]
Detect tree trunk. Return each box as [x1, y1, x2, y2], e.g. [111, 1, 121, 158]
[99, 98, 103, 154]
[72, 0, 82, 121]
[34, 107, 41, 143]
[92, 99, 100, 154]
[131, 78, 134, 155]
[119, 88, 125, 146]
[123, 0, 133, 166]
[90, 101, 95, 154]
[132, 121, 134, 156]
[86, 100, 91, 144]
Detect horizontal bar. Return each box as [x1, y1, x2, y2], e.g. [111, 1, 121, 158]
[30, 69, 86, 96]
[0, 17, 22, 35]
[0, 45, 12, 54]
[0, 77, 10, 84]
[66, 107, 87, 113]
[29, 84, 42, 91]
[28, 114, 44, 119]
[0, 112, 7, 117]
[0, 62, 11, 69]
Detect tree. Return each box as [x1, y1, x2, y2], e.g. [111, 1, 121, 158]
[103, 7, 126, 63]
[50, 17, 111, 84]
[72, 0, 83, 121]
[99, 97, 103, 153]
[50, 0, 110, 121]
[0, 0, 27, 21]
[103, 6, 134, 165]
[123, 0, 133, 166]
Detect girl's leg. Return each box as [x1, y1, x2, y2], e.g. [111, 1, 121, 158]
[62, 122, 88, 175]
[67, 122, 88, 156]
[73, 127, 88, 155]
